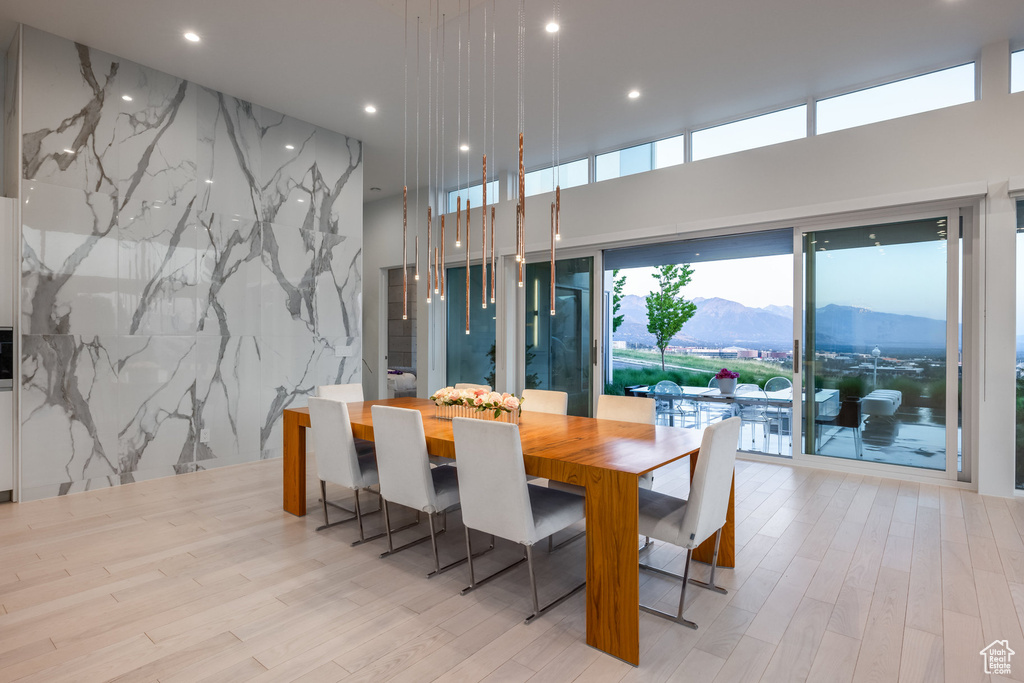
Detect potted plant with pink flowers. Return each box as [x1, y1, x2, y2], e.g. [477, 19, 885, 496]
[715, 368, 739, 395]
[429, 387, 523, 423]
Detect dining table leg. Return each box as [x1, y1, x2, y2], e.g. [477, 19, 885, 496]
[283, 410, 307, 517]
[585, 468, 640, 666]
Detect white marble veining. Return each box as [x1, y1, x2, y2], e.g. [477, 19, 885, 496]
[19, 27, 362, 499]
[196, 87, 262, 222]
[314, 127, 363, 234]
[117, 335, 197, 479]
[118, 200, 199, 336]
[21, 26, 119, 194]
[20, 335, 119, 499]
[117, 60, 197, 229]
[197, 212, 262, 336]
[260, 222, 318, 338]
[260, 334, 358, 459]
[259, 108, 316, 230]
[22, 182, 119, 334]
[196, 335, 261, 468]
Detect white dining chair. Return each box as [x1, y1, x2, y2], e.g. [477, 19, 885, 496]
[521, 389, 569, 415]
[735, 383, 770, 452]
[452, 417, 586, 624]
[637, 416, 740, 629]
[371, 405, 478, 577]
[547, 394, 656, 550]
[315, 382, 379, 488]
[316, 383, 364, 402]
[454, 383, 491, 392]
[652, 380, 700, 428]
[307, 398, 383, 545]
[763, 376, 793, 452]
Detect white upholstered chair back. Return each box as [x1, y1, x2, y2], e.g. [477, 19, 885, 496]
[316, 383, 364, 403]
[597, 395, 656, 424]
[371, 405, 439, 512]
[678, 417, 740, 549]
[521, 389, 569, 415]
[452, 418, 537, 546]
[454, 383, 491, 392]
[308, 398, 363, 489]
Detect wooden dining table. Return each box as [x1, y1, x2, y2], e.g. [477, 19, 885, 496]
[281, 397, 734, 666]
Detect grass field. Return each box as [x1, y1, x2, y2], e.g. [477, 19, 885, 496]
[607, 349, 790, 395]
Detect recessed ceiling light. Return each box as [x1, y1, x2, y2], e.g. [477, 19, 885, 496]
[285, 144, 295, 150]
[460, 144, 470, 152]
[204, 179, 213, 184]
[183, 31, 201, 43]
[364, 104, 377, 114]
[297, 198, 305, 203]
[370, 187, 382, 192]
[63, 148, 75, 154]
[627, 90, 641, 99]
[122, 94, 133, 102]
[545, 22, 560, 33]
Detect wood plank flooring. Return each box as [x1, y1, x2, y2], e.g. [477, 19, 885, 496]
[0, 454, 1019, 681]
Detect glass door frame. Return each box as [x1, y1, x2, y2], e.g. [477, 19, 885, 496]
[514, 246, 602, 416]
[791, 203, 965, 481]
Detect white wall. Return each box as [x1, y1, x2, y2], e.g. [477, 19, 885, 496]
[364, 41, 1024, 495]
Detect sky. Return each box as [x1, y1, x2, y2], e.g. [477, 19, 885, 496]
[618, 240, 949, 320]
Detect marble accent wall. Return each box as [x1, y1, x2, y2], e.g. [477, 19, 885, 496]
[18, 27, 362, 500]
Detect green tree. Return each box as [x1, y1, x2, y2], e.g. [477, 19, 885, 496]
[645, 264, 697, 371]
[612, 269, 626, 333]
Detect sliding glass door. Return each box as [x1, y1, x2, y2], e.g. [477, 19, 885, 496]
[801, 215, 960, 475]
[524, 257, 593, 416]
[446, 265, 496, 387]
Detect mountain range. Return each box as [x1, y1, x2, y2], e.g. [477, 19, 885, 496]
[615, 295, 947, 352]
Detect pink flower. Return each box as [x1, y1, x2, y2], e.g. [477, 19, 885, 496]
[474, 388, 488, 397]
[487, 392, 503, 404]
[473, 395, 486, 406]
[502, 395, 520, 411]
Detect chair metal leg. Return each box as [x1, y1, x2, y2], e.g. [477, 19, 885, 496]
[547, 528, 586, 553]
[523, 544, 586, 624]
[425, 512, 476, 578]
[320, 480, 329, 528]
[317, 481, 378, 532]
[349, 487, 388, 547]
[465, 527, 476, 586]
[382, 500, 394, 553]
[355, 487, 365, 539]
[640, 548, 697, 629]
[689, 528, 728, 594]
[379, 503, 441, 559]
[461, 533, 526, 596]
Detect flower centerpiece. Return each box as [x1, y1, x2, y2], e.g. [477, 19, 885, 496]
[429, 387, 523, 424]
[715, 368, 739, 395]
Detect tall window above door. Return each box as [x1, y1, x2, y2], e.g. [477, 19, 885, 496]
[446, 265, 496, 388]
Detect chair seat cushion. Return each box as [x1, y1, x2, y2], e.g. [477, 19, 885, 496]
[527, 483, 585, 545]
[428, 465, 461, 513]
[638, 487, 690, 548]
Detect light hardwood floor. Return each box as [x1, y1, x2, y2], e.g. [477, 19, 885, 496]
[0, 454, 1019, 682]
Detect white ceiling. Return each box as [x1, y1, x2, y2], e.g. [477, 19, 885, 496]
[0, 0, 1021, 202]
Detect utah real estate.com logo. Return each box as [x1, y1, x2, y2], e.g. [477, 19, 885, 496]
[981, 640, 1015, 675]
